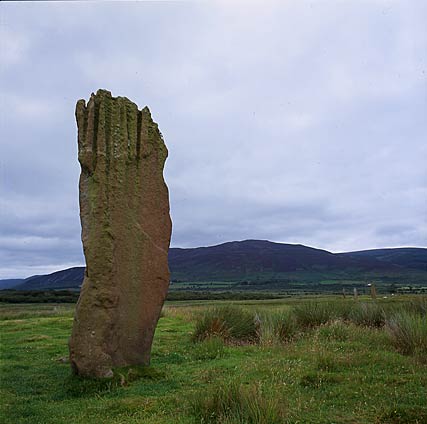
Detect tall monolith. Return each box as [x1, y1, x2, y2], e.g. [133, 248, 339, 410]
[69, 89, 172, 378]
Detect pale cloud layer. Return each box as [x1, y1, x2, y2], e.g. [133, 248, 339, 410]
[0, 1, 426, 278]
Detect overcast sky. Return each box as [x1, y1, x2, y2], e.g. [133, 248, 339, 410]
[1, 1, 426, 278]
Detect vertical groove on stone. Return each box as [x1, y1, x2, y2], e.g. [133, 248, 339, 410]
[92, 97, 100, 172]
[136, 110, 142, 161]
[104, 95, 112, 175]
[69, 89, 172, 378]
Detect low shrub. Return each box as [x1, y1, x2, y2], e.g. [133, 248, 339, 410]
[190, 379, 285, 423]
[192, 306, 257, 343]
[0, 290, 79, 304]
[385, 311, 427, 356]
[349, 302, 385, 327]
[166, 291, 282, 301]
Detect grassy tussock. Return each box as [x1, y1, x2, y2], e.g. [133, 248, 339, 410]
[292, 301, 386, 328]
[256, 311, 297, 345]
[406, 296, 427, 316]
[385, 311, 427, 356]
[293, 301, 335, 328]
[192, 306, 257, 343]
[349, 302, 386, 327]
[317, 320, 351, 341]
[190, 298, 426, 359]
[191, 380, 285, 423]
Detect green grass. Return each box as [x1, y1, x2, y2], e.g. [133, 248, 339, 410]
[1, 296, 427, 423]
[192, 337, 225, 360]
[191, 379, 285, 423]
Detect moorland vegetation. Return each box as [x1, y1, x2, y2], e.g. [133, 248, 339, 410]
[1, 296, 426, 423]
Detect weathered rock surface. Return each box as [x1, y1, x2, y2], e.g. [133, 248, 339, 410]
[69, 89, 172, 378]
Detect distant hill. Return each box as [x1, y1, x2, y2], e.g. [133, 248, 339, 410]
[0, 279, 25, 290]
[168, 240, 397, 281]
[13, 267, 85, 291]
[3, 240, 427, 291]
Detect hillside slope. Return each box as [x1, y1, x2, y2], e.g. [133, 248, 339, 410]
[15, 267, 85, 291]
[340, 248, 427, 271]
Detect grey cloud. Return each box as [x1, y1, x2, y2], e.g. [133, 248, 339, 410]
[1, 1, 426, 278]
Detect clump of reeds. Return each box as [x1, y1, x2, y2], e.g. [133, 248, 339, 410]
[385, 311, 427, 356]
[256, 311, 297, 346]
[293, 301, 336, 328]
[349, 302, 385, 327]
[406, 296, 427, 317]
[192, 305, 257, 343]
[317, 319, 351, 342]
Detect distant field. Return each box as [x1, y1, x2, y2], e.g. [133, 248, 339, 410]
[1, 296, 426, 423]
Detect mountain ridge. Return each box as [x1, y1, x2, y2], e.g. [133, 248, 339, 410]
[2, 240, 426, 290]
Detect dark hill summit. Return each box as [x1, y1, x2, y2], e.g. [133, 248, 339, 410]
[168, 240, 396, 281]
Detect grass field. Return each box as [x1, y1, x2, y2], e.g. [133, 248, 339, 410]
[1, 296, 426, 423]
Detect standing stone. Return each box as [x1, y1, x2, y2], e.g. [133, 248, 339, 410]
[369, 283, 377, 300]
[69, 89, 172, 378]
